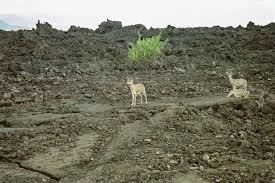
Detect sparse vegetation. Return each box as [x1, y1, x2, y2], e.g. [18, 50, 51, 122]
[128, 34, 166, 61]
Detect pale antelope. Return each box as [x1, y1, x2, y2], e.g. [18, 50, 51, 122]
[227, 89, 250, 98]
[226, 70, 247, 91]
[127, 78, 147, 106]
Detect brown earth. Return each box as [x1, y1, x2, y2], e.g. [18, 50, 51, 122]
[0, 20, 275, 183]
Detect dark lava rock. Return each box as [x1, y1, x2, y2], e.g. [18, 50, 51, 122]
[95, 19, 122, 34]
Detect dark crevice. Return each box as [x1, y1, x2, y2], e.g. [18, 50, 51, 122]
[0, 156, 60, 181]
[16, 162, 60, 181]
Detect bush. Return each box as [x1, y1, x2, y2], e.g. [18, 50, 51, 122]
[128, 34, 166, 61]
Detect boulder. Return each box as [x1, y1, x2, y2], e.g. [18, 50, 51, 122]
[95, 19, 122, 34]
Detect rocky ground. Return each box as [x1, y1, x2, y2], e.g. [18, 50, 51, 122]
[0, 20, 274, 183]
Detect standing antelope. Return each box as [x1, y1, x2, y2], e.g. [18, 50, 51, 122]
[226, 70, 247, 91]
[127, 78, 147, 106]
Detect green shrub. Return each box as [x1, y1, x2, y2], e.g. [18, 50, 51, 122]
[128, 34, 166, 61]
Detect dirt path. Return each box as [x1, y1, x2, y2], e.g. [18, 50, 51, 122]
[1, 94, 274, 182]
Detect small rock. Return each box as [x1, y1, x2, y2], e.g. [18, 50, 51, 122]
[151, 170, 160, 173]
[239, 131, 246, 138]
[223, 146, 229, 150]
[79, 83, 89, 89]
[230, 134, 235, 138]
[144, 138, 151, 142]
[189, 166, 199, 170]
[167, 164, 171, 169]
[42, 178, 47, 182]
[167, 153, 173, 157]
[169, 160, 178, 164]
[53, 81, 59, 85]
[199, 165, 204, 171]
[174, 67, 185, 72]
[203, 154, 210, 161]
[215, 135, 223, 139]
[156, 151, 160, 155]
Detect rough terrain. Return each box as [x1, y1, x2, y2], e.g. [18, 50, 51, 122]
[0, 20, 275, 183]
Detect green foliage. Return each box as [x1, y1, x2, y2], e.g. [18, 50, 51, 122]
[128, 34, 166, 61]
